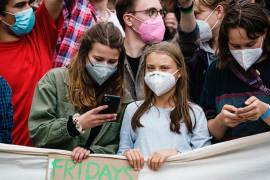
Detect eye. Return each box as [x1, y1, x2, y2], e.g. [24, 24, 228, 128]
[14, 1, 28, 8]
[147, 8, 158, 17]
[246, 42, 256, 48]
[108, 59, 118, 65]
[146, 65, 155, 71]
[94, 57, 103, 62]
[160, 66, 170, 71]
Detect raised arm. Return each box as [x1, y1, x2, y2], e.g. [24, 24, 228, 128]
[45, 0, 64, 20]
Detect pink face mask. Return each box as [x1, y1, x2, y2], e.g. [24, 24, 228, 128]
[132, 15, 165, 44]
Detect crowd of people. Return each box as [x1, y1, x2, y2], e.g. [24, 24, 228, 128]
[0, 0, 270, 171]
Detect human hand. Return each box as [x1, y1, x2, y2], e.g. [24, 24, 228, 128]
[177, 0, 193, 8]
[236, 96, 269, 121]
[216, 104, 245, 127]
[78, 105, 117, 130]
[147, 149, 178, 171]
[164, 12, 178, 35]
[71, 147, 90, 163]
[123, 149, 145, 171]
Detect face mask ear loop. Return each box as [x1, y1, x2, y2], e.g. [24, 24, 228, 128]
[204, 6, 218, 22]
[205, 6, 219, 30]
[1, 11, 15, 26]
[87, 56, 95, 66]
[260, 37, 264, 49]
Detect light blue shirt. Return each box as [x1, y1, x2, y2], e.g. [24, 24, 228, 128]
[117, 101, 211, 157]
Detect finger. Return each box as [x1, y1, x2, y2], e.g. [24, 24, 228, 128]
[147, 154, 153, 168]
[152, 156, 160, 171]
[224, 110, 243, 120]
[90, 105, 109, 114]
[74, 151, 81, 163]
[238, 110, 258, 119]
[223, 104, 238, 113]
[129, 151, 138, 170]
[72, 147, 82, 161]
[165, 19, 177, 24]
[125, 152, 134, 168]
[78, 150, 86, 162]
[237, 104, 257, 115]
[157, 156, 165, 170]
[139, 151, 145, 168]
[133, 150, 141, 170]
[165, 23, 177, 29]
[245, 96, 257, 105]
[165, 13, 176, 19]
[84, 150, 90, 159]
[94, 114, 117, 121]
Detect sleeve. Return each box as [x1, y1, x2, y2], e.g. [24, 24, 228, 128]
[199, 62, 218, 120]
[31, 1, 64, 58]
[0, 77, 13, 144]
[190, 106, 212, 149]
[28, 72, 84, 149]
[117, 104, 135, 155]
[175, 23, 200, 61]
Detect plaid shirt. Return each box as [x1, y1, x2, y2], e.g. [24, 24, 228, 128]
[54, 0, 96, 67]
[0, 76, 13, 144]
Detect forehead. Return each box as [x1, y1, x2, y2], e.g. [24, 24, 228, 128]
[90, 42, 120, 59]
[228, 28, 253, 43]
[7, 0, 29, 5]
[134, 0, 162, 10]
[194, 0, 207, 11]
[146, 52, 177, 66]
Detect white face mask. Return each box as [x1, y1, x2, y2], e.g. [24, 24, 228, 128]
[230, 38, 264, 71]
[144, 70, 178, 96]
[197, 20, 212, 43]
[197, 7, 219, 43]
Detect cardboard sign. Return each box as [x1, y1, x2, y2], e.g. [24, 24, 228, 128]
[47, 154, 138, 180]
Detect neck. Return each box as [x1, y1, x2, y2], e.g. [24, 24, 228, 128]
[0, 24, 19, 42]
[91, 0, 108, 12]
[211, 28, 219, 53]
[153, 89, 175, 109]
[124, 27, 145, 58]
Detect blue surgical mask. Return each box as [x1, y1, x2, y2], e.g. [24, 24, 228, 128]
[86, 61, 117, 86]
[2, 8, 35, 36]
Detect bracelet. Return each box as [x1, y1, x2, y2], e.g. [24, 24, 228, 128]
[260, 106, 270, 121]
[73, 113, 85, 134]
[178, 1, 194, 14]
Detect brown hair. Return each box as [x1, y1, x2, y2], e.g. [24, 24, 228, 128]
[131, 42, 195, 134]
[0, 0, 8, 16]
[115, 0, 137, 29]
[68, 22, 125, 111]
[218, 3, 270, 69]
[195, 0, 232, 11]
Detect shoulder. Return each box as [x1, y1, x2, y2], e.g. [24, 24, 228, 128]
[189, 103, 204, 116]
[126, 101, 144, 112]
[38, 67, 68, 86]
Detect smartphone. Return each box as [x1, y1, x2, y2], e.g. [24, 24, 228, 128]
[100, 94, 121, 114]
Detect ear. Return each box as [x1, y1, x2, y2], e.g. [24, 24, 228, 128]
[176, 69, 182, 79]
[123, 13, 133, 27]
[216, 5, 225, 20]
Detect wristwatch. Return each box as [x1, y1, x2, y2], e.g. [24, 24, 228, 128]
[73, 113, 85, 134]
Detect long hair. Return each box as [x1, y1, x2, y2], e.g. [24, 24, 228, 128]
[131, 42, 194, 134]
[68, 22, 125, 111]
[218, 3, 270, 69]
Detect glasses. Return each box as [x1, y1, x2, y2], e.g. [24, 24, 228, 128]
[130, 8, 167, 18]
